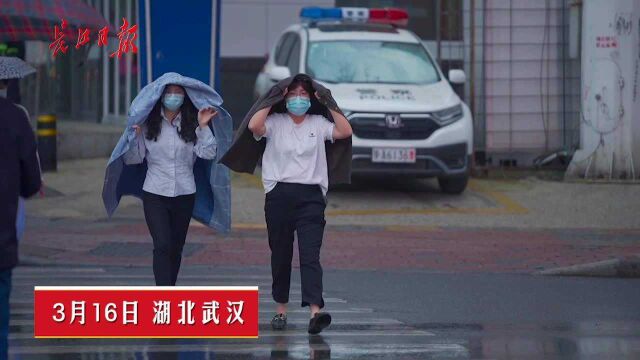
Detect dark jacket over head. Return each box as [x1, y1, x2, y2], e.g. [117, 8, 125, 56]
[0, 97, 41, 270]
[219, 75, 352, 185]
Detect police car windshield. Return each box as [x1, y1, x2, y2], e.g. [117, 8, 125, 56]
[306, 40, 440, 84]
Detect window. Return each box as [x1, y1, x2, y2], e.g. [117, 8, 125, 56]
[275, 33, 294, 66]
[286, 35, 301, 75]
[306, 40, 440, 84]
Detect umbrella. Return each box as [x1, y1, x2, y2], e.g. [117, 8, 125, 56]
[0, 56, 36, 79]
[0, 0, 112, 42]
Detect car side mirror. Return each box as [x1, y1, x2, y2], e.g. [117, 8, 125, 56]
[448, 69, 466, 84]
[269, 66, 291, 82]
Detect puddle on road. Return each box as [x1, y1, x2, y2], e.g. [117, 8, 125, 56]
[419, 320, 640, 359]
[10, 320, 640, 359]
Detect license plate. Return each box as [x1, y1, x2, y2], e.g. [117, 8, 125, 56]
[372, 148, 416, 163]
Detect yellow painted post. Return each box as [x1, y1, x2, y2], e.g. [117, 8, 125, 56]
[37, 114, 57, 172]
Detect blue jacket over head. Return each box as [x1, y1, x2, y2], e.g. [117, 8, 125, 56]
[102, 72, 232, 233]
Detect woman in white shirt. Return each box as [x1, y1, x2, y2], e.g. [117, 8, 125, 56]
[248, 74, 352, 334]
[123, 84, 217, 286]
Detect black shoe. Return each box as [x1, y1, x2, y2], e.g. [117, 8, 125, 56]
[271, 313, 287, 330]
[308, 312, 331, 334]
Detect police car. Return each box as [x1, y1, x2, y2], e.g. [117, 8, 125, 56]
[254, 7, 473, 194]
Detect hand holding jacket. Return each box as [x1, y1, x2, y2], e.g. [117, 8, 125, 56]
[220, 75, 352, 185]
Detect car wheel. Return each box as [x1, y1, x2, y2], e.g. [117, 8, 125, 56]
[438, 174, 468, 194]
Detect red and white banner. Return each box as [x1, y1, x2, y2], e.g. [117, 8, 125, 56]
[34, 286, 259, 338]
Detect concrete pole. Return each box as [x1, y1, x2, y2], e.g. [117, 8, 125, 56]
[566, 0, 640, 180]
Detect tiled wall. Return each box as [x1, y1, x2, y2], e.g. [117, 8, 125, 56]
[477, 0, 581, 162]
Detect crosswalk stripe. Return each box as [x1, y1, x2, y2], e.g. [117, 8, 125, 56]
[12, 274, 274, 280]
[9, 317, 402, 327]
[11, 290, 305, 299]
[8, 266, 469, 357]
[10, 296, 347, 304]
[10, 307, 373, 315]
[9, 329, 434, 340]
[8, 343, 468, 355]
[10, 311, 368, 326]
[11, 287, 298, 294]
[14, 301, 340, 310]
[13, 267, 107, 273]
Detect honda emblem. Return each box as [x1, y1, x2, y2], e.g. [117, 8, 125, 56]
[385, 114, 402, 128]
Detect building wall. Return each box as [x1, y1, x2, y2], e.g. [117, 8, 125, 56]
[221, 0, 334, 58]
[479, 0, 581, 165]
[219, 0, 333, 126]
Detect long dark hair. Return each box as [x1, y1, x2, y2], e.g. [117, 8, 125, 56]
[269, 73, 327, 117]
[145, 87, 199, 143]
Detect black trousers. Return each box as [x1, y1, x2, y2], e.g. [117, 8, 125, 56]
[265, 182, 327, 308]
[142, 191, 195, 286]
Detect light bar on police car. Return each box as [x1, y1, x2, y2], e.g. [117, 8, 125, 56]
[300, 7, 409, 26]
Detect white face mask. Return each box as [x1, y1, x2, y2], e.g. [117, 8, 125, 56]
[0, 88, 7, 98]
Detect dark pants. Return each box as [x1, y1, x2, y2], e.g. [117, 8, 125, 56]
[265, 182, 326, 308]
[0, 269, 11, 360]
[142, 191, 195, 286]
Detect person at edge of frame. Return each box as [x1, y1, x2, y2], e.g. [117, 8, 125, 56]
[0, 78, 42, 360]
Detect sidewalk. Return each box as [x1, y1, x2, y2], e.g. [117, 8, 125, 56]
[19, 158, 640, 273]
[21, 216, 640, 273]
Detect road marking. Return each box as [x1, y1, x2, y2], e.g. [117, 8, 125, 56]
[11, 282, 302, 297]
[10, 307, 373, 315]
[9, 297, 348, 306]
[13, 267, 106, 273]
[8, 343, 467, 355]
[236, 172, 263, 189]
[325, 179, 527, 216]
[190, 220, 266, 229]
[10, 317, 400, 327]
[12, 274, 273, 280]
[8, 265, 469, 357]
[384, 225, 442, 232]
[469, 180, 529, 215]
[9, 329, 433, 340]
[11, 282, 283, 289]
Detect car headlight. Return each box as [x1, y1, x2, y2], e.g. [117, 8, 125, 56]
[432, 104, 463, 126]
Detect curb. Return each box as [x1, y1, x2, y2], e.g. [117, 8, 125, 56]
[18, 255, 61, 267]
[535, 256, 640, 278]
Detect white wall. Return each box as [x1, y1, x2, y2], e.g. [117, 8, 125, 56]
[482, 0, 579, 154]
[221, 0, 334, 58]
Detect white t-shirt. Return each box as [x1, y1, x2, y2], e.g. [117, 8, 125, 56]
[255, 113, 335, 195]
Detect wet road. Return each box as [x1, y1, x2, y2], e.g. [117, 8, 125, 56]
[8, 265, 640, 359]
[11, 159, 640, 359]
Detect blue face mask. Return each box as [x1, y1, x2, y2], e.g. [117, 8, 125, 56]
[163, 93, 184, 111]
[286, 96, 311, 116]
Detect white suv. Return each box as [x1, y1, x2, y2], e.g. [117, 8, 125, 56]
[254, 7, 473, 194]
